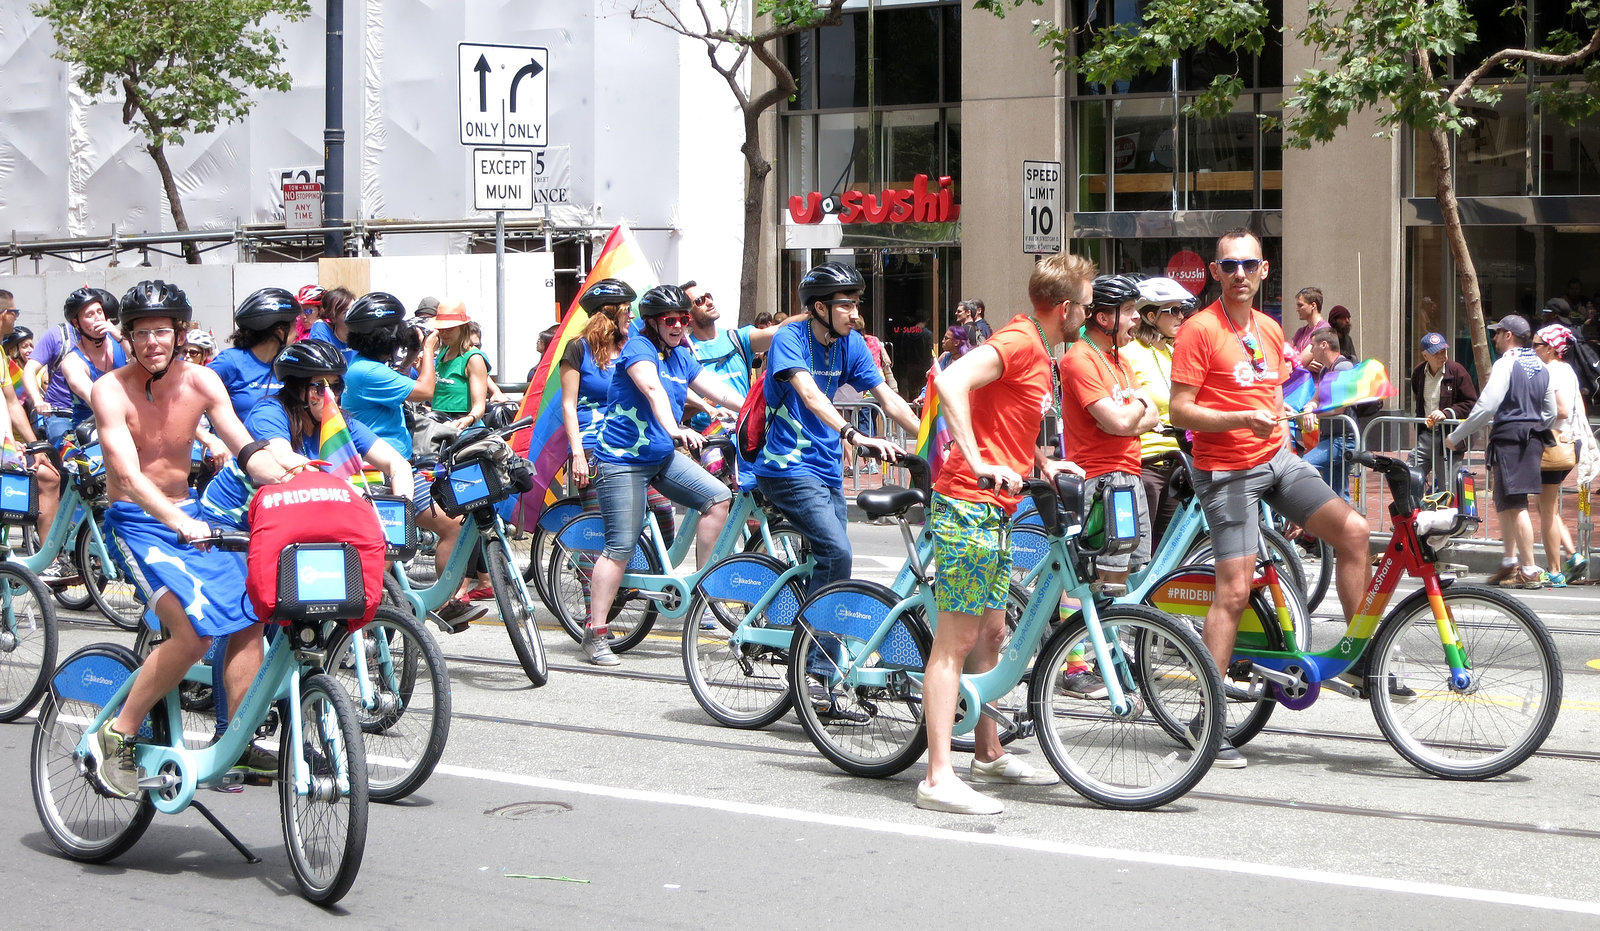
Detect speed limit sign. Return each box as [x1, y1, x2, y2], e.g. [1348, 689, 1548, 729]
[1022, 160, 1061, 255]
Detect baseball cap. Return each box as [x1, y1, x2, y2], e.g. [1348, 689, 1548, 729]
[1543, 297, 1573, 317]
[414, 296, 441, 319]
[1420, 332, 1448, 353]
[1487, 314, 1531, 338]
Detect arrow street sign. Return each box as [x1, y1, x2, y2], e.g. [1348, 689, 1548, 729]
[458, 43, 548, 148]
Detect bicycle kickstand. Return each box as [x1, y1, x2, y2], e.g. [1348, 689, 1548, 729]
[190, 800, 263, 864]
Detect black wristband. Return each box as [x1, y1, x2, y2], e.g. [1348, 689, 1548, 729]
[842, 426, 859, 445]
[237, 439, 269, 474]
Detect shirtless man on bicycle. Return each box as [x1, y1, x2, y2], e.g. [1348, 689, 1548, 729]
[86, 280, 309, 798]
[1167, 228, 1371, 768]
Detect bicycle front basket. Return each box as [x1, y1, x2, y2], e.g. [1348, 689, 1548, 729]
[371, 493, 418, 560]
[0, 467, 38, 524]
[432, 457, 507, 518]
[275, 542, 366, 623]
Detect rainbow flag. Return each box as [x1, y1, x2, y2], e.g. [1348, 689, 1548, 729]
[1310, 359, 1396, 414]
[5, 357, 22, 394]
[317, 386, 370, 489]
[0, 429, 22, 470]
[914, 358, 950, 480]
[512, 224, 658, 528]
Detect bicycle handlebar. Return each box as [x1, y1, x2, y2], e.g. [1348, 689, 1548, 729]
[194, 531, 252, 552]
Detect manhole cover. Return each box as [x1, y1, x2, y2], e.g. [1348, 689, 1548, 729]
[485, 801, 573, 819]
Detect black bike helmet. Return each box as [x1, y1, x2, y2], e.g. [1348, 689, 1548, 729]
[63, 286, 108, 324]
[579, 278, 637, 313]
[344, 291, 408, 334]
[481, 400, 517, 430]
[273, 338, 347, 380]
[3, 325, 33, 351]
[120, 280, 192, 326]
[798, 262, 864, 308]
[1090, 274, 1141, 311]
[637, 285, 691, 318]
[234, 287, 301, 330]
[92, 288, 121, 323]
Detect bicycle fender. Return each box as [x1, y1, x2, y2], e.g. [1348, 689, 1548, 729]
[696, 553, 799, 627]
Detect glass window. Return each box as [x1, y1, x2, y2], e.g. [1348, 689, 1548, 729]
[1185, 96, 1257, 210]
[818, 111, 871, 193]
[1260, 93, 1283, 209]
[945, 108, 961, 197]
[1455, 0, 1526, 80]
[880, 109, 942, 186]
[875, 7, 942, 106]
[1076, 100, 1108, 211]
[1539, 105, 1600, 195]
[942, 4, 961, 103]
[785, 115, 815, 199]
[1455, 83, 1529, 196]
[1111, 97, 1178, 210]
[785, 33, 815, 111]
[817, 12, 869, 109]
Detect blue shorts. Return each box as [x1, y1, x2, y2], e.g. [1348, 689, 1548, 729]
[105, 497, 257, 637]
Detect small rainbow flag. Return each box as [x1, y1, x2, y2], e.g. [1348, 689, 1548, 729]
[317, 386, 369, 489]
[1309, 359, 1396, 414]
[914, 358, 950, 480]
[512, 224, 658, 528]
[5, 357, 23, 394]
[1283, 367, 1319, 451]
[0, 429, 23, 470]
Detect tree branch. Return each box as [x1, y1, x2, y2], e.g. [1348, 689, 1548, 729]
[1450, 27, 1600, 104]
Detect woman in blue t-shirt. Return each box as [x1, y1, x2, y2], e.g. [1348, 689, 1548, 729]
[559, 278, 676, 545]
[582, 285, 744, 666]
[209, 288, 300, 423]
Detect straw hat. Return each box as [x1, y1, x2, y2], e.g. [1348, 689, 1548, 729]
[428, 299, 470, 329]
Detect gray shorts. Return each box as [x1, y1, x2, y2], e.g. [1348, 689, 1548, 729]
[1189, 444, 1338, 561]
[1086, 471, 1150, 572]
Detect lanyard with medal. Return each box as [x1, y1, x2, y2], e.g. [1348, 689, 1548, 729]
[1031, 317, 1065, 458]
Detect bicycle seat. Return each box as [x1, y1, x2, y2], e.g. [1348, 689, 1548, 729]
[856, 484, 924, 520]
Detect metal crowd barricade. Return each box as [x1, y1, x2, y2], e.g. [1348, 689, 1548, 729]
[835, 399, 889, 492]
[1357, 413, 1489, 542]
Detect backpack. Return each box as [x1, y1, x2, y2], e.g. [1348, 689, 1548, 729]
[245, 469, 387, 628]
[1569, 338, 1600, 405]
[734, 372, 769, 463]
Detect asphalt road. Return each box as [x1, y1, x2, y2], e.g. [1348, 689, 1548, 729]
[8, 522, 1600, 926]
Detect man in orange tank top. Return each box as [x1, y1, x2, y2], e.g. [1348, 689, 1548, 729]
[914, 252, 1095, 815]
[1169, 228, 1372, 769]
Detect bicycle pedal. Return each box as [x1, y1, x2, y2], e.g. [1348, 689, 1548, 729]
[238, 771, 275, 787]
[1324, 677, 1363, 699]
[1089, 581, 1127, 597]
[1436, 563, 1468, 575]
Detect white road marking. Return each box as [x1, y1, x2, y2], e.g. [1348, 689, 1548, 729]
[435, 762, 1600, 916]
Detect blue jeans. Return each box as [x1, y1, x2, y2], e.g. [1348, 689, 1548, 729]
[593, 453, 729, 562]
[755, 476, 849, 598]
[44, 414, 71, 450]
[756, 475, 851, 681]
[1304, 434, 1351, 499]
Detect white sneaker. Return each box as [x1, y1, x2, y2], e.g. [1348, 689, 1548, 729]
[915, 778, 1003, 815]
[968, 752, 1060, 786]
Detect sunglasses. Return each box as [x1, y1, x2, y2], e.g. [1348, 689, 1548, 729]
[1216, 259, 1264, 275]
[311, 379, 343, 392]
[656, 314, 692, 327]
[692, 293, 714, 306]
[182, 348, 206, 360]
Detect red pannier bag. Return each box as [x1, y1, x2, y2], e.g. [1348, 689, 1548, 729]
[246, 469, 386, 630]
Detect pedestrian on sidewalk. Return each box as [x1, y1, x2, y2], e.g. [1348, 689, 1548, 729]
[1532, 324, 1587, 584]
[1447, 315, 1556, 589]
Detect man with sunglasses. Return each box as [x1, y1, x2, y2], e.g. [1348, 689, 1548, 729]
[680, 281, 788, 431]
[1169, 228, 1373, 768]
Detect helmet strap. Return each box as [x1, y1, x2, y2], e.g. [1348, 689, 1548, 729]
[810, 299, 847, 342]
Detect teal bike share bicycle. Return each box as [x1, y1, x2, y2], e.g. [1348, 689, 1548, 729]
[32, 531, 370, 905]
[789, 463, 1225, 810]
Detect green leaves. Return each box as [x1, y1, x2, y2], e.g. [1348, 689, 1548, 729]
[32, 0, 310, 145]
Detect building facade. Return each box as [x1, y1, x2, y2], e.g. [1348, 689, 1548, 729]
[770, 0, 1600, 393]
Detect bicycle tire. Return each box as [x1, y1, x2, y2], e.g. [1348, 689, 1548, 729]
[1139, 564, 1281, 746]
[682, 554, 801, 729]
[526, 496, 582, 616]
[742, 520, 807, 562]
[48, 523, 95, 612]
[788, 580, 932, 779]
[545, 513, 662, 653]
[31, 643, 156, 862]
[280, 671, 369, 905]
[325, 605, 451, 802]
[1030, 604, 1222, 809]
[0, 561, 57, 722]
[1291, 532, 1333, 615]
[485, 533, 548, 687]
[78, 523, 143, 631]
[949, 582, 1031, 753]
[1367, 583, 1562, 780]
[1185, 525, 1309, 617]
[380, 570, 415, 618]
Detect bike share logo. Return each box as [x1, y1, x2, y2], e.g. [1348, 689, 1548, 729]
[453, 478, 484, 500]
[1, 480, 28, 508]
[834, 604, 874, 623]
[81, 668, 115, 689]
[728, 572, 764, 589]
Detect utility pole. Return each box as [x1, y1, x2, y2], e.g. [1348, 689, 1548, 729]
[323, 0, 345, 257]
